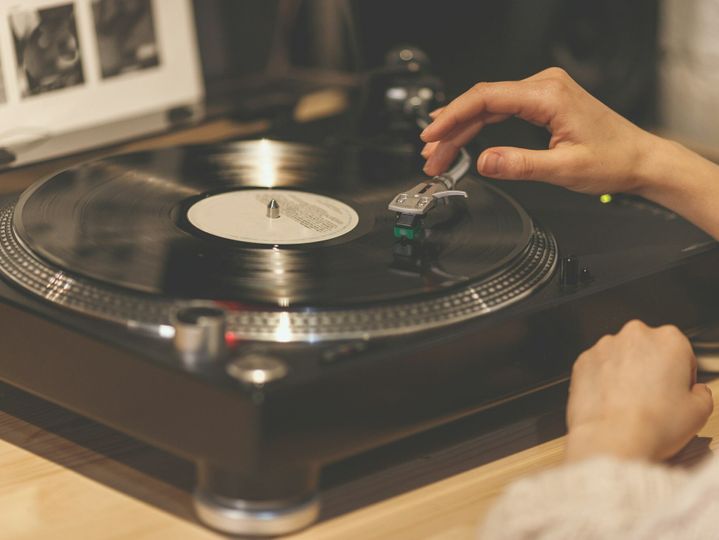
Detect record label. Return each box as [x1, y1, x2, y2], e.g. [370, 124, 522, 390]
[186, 189, 360, 245]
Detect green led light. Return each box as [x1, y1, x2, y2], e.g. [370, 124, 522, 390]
[599, 194, 613, 204]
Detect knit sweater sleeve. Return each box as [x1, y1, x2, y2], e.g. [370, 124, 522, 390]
[477, 455, 714, 540]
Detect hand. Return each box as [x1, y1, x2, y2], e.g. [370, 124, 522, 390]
[565, 320, 713, 462]
[421, 67, 719, 239]
[421, 67, 660, 195]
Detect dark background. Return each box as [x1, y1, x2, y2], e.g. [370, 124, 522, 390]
[193, 0, 660, 126]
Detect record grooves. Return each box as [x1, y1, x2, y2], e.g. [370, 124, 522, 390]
[0, 140, 558, 341]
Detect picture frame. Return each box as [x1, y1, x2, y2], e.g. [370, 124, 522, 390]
[0, 0, 204, 168]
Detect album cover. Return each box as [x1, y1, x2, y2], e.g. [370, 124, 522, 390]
[92, 0, 160, 79]
[0, 0, 204, 168]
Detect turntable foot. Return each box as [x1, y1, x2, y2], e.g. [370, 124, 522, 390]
[193, 462, 321, 536]
[193, 490, 320, 537]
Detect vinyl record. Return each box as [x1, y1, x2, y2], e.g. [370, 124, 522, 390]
[13, 140, 538, 309]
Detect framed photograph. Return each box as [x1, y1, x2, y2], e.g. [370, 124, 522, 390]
[10, 3, 85, 97]
[0, 0, 204, 168]
[92, 0, 160, 79]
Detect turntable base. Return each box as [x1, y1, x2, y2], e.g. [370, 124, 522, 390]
[0, 127, 718, 537]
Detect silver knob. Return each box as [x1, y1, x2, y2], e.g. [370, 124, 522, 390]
[227, 354, 288, 386]
[171, 303, 227, 368]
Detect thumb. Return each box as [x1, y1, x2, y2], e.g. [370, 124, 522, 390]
[477, 146, 574, 182]
[689, 383, 714, 420]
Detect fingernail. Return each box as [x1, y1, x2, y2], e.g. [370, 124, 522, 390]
[423, 159, 435, 175]
[420, 124, 434, 141]
[480, 152, 503, 175]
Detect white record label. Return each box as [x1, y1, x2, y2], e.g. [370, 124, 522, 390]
[186, 189, 360, 244]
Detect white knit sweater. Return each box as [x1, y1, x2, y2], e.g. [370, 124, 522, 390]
[478, 455, 719, 539]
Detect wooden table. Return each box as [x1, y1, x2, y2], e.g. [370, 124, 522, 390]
[0, 116, 717, 539]
[2, 370, 717, 540]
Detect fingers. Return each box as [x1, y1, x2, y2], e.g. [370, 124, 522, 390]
[691, 383, 714, 410]
[420, 141, 437, 159]
[421, 78, 561, 143]
[422, 67, 566, 142]
[427, 142, 464, 174]
[476, 146, 578, 182]
[655, 324, 698, 386]
[688, 383, 714, 427]
[421, 68, 578, 177]
[423, 120, 487, 175]
[422, 114, 507, 176]
[566, 317, 714, 462]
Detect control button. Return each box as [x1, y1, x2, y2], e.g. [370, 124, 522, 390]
[227, 355, 288, 385]
[559, 255, 579, 288]
[172, 303, 227, 368]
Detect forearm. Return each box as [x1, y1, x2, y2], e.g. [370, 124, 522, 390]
[634, 134, 719, 240]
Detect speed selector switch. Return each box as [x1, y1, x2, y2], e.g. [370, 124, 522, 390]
[559, 255, 579, 288]
[559, 255, 593, 289]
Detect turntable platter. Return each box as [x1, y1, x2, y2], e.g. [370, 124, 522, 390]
[0, 140, 557, 340]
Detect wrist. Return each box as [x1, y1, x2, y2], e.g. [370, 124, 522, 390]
[629, 132, 681, 197]
[565, 419, 659, 463]
[629, 132, 719, 239]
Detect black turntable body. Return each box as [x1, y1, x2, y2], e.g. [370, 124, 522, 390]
[0, 138, 717, 535]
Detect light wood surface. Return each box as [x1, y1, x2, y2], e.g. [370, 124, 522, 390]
[1, 373, 717, 540]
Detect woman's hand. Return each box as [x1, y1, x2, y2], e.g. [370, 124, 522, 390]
[421, 67, 719, 239]
[565, 320, 714, 462]
[421, 67, 659, 195]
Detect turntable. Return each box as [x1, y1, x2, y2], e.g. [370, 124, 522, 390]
[0, 137, 717, 536]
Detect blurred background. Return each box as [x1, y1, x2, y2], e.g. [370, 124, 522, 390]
[193, 0, 719, 154]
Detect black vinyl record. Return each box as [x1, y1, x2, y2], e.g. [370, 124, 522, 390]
[14, 140, 534, 308]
